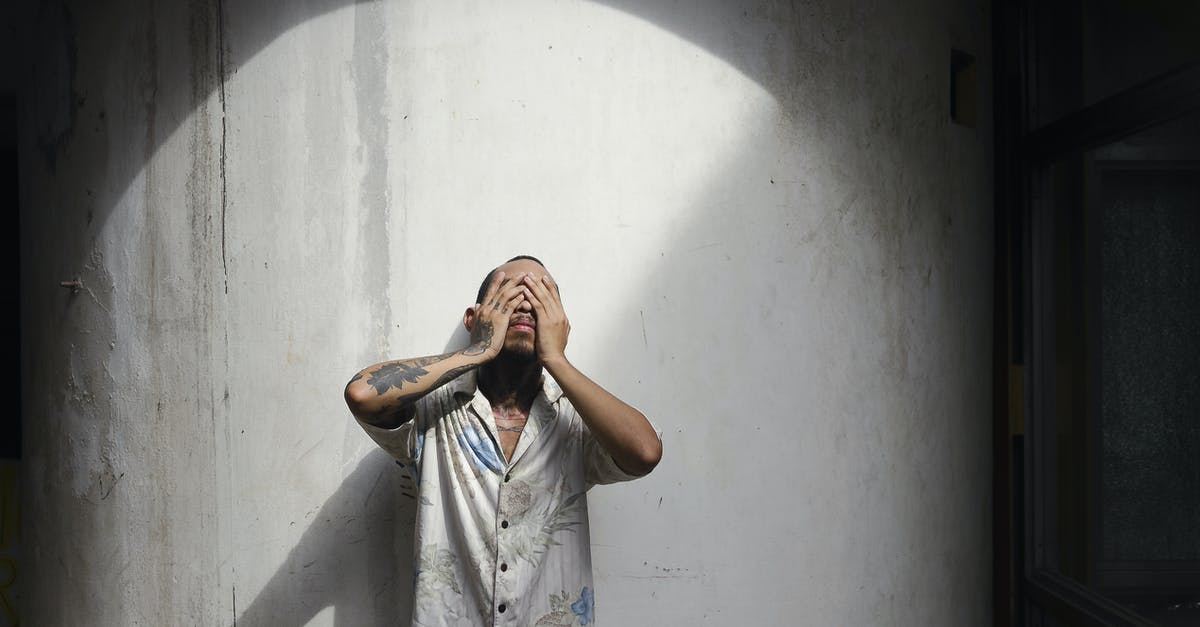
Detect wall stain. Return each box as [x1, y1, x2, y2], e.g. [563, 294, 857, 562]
[216, 0, 230, 294]
[353, 1, 392, 351]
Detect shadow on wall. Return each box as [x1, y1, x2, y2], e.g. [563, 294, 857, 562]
[237, 448, 417, 627]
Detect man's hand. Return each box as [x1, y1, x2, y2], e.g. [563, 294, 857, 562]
[467, 271, 528, 359]
[522, 274, 570, 365]
[522, 272, 660, 475]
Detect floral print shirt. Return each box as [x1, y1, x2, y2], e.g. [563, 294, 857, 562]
[356, 371, 643, 626]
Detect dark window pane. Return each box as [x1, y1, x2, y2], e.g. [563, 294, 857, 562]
[1099, 168, 1200, 565]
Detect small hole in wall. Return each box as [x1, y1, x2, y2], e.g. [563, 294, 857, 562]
[951, 49, 977, 128]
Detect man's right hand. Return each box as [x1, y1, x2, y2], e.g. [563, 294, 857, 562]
[466, 271, 528, 359]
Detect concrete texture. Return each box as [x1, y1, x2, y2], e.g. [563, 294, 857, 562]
[19, 0, 993, 624]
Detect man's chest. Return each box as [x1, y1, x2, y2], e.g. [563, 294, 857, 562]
[492, 405, 529, 461]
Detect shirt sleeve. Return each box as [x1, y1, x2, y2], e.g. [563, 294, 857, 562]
[355, 409, 422, 466]
[353, 387, 448, 467]
[582, 411, 662, 489]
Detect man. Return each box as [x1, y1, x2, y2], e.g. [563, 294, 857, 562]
[344, 255, 662, 626]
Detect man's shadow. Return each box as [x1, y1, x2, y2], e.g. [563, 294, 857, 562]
[237, 326, 470, 627]
[235, 448, 417, 627]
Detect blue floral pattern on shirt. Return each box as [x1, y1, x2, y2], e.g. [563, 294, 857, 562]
[571, 586, 594, 625]
[456, 422, 504, 473]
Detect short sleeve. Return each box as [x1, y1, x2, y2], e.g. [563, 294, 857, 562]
[582, 414, 662, 489]
[354, 386, 453, 468]
[355, 407, 422, 466]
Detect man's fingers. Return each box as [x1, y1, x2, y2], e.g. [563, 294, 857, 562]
[540, 275, 563, 305]
[501, 290, 524, 314]
[523, 275, 560, 315]
[490, 271, 507, 293]
[521, 274, 548, 300]
[483, 271, 508, 305]
[489, 272, 530, 310]
[522, 286, 544, 312]
[497, 276, 526, 304]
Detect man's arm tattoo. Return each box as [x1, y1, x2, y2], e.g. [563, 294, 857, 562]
[362, 352, 479, 401]
[463, 320, 494, 356]
[368, 363, 476, 422]
[364, 354, 443, 395]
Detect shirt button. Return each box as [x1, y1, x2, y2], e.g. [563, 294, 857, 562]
[500, 563, 508, 572]
[501, 520, 509, 529]
[498, 603, 507, 613]
[505, 473, 511, 482]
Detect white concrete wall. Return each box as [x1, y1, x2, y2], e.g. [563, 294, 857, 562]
[19, 0, 993, 625]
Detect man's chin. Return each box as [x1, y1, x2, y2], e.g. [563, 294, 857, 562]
[500, 341, 537, 363]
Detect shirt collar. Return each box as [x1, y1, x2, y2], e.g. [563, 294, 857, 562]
[449, 368, 564, 404]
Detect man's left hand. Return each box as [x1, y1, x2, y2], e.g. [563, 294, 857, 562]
[522, 274, 570, 365]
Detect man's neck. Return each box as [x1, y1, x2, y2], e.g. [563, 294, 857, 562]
[477, 352, 542, 410]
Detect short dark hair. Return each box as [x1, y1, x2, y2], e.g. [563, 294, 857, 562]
[475, 255, 546, 304]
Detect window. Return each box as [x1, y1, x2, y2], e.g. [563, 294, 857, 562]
[996, 1, 1200, 624]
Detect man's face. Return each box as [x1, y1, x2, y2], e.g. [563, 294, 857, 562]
[491, 258, 553, 360]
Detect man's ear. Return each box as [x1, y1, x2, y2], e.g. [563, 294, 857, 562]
[463, 305, 478, 332]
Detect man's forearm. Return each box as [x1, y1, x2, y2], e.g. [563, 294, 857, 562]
[543, 356, 662, 476]
[345, 345, 489, 428]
